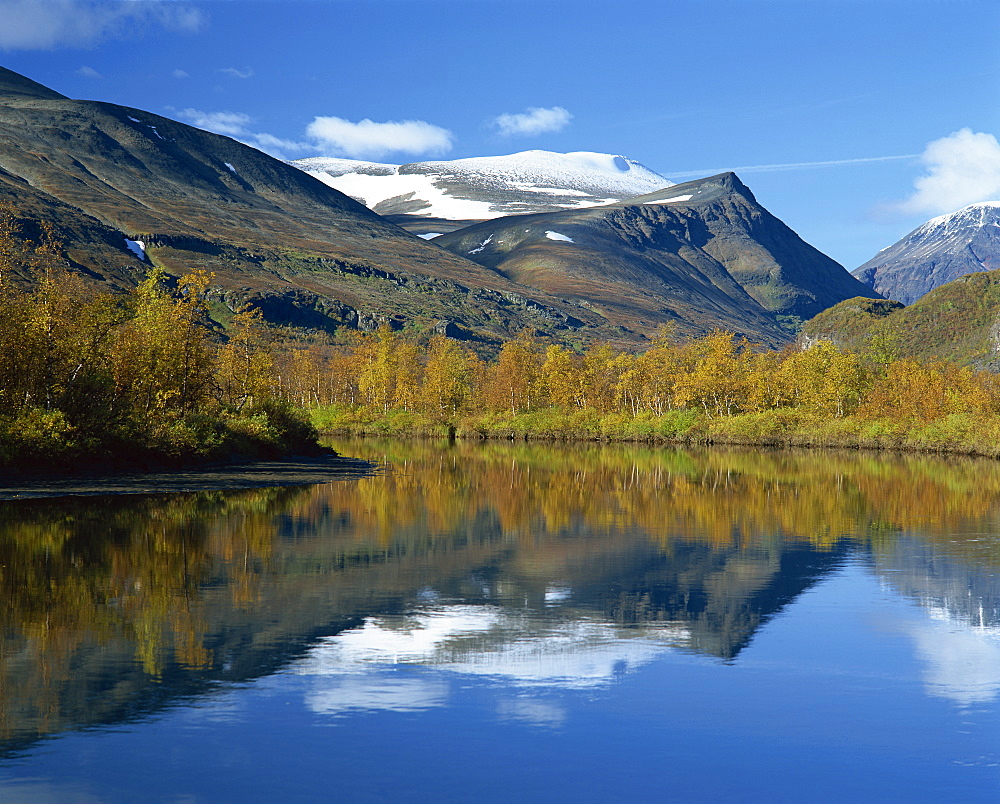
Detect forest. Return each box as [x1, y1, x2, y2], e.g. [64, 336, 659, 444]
[292, 321, 1000, 457]
[6, 201, 1000, 467]
[0, 206, 316, 468]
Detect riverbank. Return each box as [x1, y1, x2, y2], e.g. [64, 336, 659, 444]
[0, 400, 325, 475]
[311, 404, 1000, 459]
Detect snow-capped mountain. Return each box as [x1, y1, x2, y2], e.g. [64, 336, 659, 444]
[853, 202, 1000, 304]
[290, 150, 674, 231]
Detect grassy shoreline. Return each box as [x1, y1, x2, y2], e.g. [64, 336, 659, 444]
[311, 404, 1000, 459]
[0, 401, 327, 475]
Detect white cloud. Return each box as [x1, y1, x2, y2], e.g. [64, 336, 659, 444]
[219, 66, 254, 80]
[493, 106, 572, 137]
[0, 0, 203, 50]
[176, 108, 453, 162]
[175, 108, 309, 159]
[911, 618, 1000, 706]
[250, 131, 313, 158]
[172, 69, 189, 80]
[177, 109, 253, 137]
[306, 116, 453, 160]
[75, 65, 102, 79]
[896, 128, 1000, 216]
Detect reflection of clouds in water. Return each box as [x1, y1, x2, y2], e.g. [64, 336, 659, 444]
[497, 697, 567, 728]
[911, 610, 1000, 706]
[295, 603, 689, 718]
[306, 676, 449, 716]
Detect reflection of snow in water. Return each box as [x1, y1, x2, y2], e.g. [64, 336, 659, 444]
[294, 603, 690, 718]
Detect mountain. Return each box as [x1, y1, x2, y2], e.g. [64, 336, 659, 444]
[853, 202, 1000, 305]
[291, 150, 674, 237]
[801, 270, 1000, 368]
[0, 65, 869, 349]
[0, 66, 614, 343]
[430, 173, 881, 344]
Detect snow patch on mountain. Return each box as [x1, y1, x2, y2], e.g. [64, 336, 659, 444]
[913, 202, 1000, 238]
[291, 150, 673, 221]
[469, 235, 494, 254]
[313, 169, 495, 219]
[644, 194, 693, 205]
[880, 202, 1000, 264]
[545, 231, 574, 243]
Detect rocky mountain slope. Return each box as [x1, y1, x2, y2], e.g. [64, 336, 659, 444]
[0, 66, 614, 343]
[0, 65, 875, 349]
[853, 202, 1000, 305]
[431, 173, 881, 343]
[291, 150, 673, 237]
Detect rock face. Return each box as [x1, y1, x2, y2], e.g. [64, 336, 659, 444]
[432, 173, 880, 346]
[853, 202, 1000, 305]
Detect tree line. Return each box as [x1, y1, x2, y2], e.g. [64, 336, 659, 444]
[282, 323, 1000, 439]
[0, 205, 313, 467]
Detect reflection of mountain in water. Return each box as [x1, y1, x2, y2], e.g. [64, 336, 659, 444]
[7, 441, 1000, 753]
[873, 536, 1000, 629]
[572, 538, 850, 659]
[872, 536, 1000, 705]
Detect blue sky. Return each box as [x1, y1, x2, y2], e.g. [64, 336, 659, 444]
[2, 0, 1000, 269]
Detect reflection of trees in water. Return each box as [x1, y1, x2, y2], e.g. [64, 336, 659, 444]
[4, 442, 1000, 751]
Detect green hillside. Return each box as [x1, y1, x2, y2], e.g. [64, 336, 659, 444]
[802, 271, 1000, 368]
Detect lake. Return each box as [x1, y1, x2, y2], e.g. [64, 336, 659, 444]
[2, 439, 1000, 801]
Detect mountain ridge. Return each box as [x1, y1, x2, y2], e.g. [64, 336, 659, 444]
[430, 172, 881, 345]
[0, 64, 876, 349]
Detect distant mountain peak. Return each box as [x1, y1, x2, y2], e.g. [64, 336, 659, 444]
[0, 66, 67, 100]
[915, 201, 1000, 235]
[625, 172, 754, 208]
[853, 201, 1000, 304]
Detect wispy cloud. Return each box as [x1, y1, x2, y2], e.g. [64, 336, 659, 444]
[172, 69, 189, 80]
[175, 108, 309, 158]
[306, 117, 453, 160]
[75, 65, 102, 79]
[219, 66, 254, 80]
[667, 154, 918, 179]
[177, 109, 254, 138]
[0, 0, 204, 51]
[493, 106, 572, 137]
[892, 128, 1000, 216]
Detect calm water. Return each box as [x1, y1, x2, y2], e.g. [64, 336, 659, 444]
[2, 439, 1000, 801]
